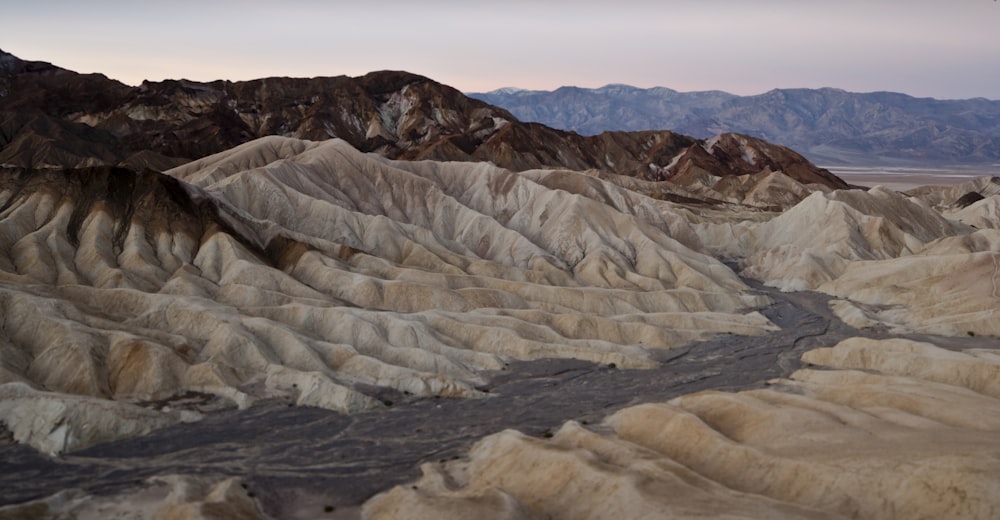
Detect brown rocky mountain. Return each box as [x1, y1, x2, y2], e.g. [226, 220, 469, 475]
[0, 49, 845, 198]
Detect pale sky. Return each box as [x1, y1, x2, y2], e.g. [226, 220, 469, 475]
[4, 0, 999, 99]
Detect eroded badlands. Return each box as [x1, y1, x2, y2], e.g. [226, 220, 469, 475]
[1, 136, 998, 518]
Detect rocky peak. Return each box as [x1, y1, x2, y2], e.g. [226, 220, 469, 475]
[693, 133, 849, 188]
[0, 48, 63, 78]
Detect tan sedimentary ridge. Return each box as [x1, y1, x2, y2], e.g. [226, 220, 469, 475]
[365, 338, 1000, 519]
[676, 178, 1000, 339]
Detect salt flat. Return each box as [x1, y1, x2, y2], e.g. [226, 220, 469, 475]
[828, 165, 1000, 191]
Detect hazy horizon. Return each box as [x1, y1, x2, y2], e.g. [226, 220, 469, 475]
[4, 1, 1000, 101]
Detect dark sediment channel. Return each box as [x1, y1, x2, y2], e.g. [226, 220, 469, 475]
[0, 281, 983, 518]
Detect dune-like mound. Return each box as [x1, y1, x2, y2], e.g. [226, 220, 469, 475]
[682, 181, 999, 336]
[0, 137, 778, 454]
[951, 194, 1000, 230]
[365, 337, 1000, 519]
[731, 186, 971, 291]
[0, 382, 194, 455]
[820, 233, 1000, 336]
[906, 176, 1000, 209]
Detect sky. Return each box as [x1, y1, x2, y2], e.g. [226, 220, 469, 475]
[4, 0, 1000, 100]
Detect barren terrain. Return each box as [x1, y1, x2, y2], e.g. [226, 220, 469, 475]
[1, 50, 998, 519]
[1, 138, 998, 519]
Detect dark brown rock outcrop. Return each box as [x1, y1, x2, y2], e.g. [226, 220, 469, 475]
[955, 191, 986, 208]
[667, 133, 849, 189]
[0, 166, 247, 255]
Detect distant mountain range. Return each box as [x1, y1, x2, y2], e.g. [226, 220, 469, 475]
[469, 85, 1000, 166]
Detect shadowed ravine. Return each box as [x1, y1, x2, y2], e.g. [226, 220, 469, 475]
[0, 280, 994, 518]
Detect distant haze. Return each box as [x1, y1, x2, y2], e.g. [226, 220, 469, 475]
[4, 0, 1000, 100]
